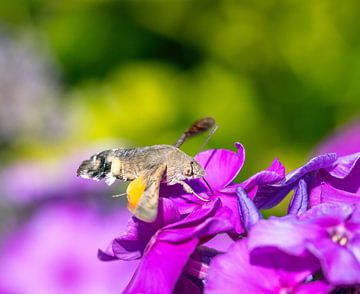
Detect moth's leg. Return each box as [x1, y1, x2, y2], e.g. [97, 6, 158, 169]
[112, 192, 127, 198]
[176, 180, 210, 202]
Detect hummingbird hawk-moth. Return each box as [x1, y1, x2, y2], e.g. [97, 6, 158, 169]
[77, 117, 216, 222]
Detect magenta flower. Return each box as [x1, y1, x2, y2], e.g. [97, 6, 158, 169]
[248, 203, 360, 285]
[99, 197, 234, 293]
[205, 239, 331, 293]
[0, 203, 137, 294]
[162, 142, 285, 234]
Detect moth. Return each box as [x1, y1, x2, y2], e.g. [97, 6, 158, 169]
[77, 117, 216, 222]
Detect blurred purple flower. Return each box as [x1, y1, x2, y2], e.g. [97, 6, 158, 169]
[314, 118, 360, 157]
[0, 203, 137, 294]
[249, 203, 360, 285]
[99, 198, 234, 293]
[206, 239, 331, 293]
[162, 143, 285, 234]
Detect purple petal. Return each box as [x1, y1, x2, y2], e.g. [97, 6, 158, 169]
[325, 152, 360, 179]
[250, 246, 320, 274]
[157, 199, 234, 243]
[349, 235, 360, 264]
[206, 240, 279, 293]
[310, 182, 360, 207]
[206, 240, 314, 293]
[288, 179, 308, 215]
[313, 153, 360, 194]
[254, 153, 337, 209]
[98, 198, 180, 261]
[215, 192, 245, 234]
[295, 281, 332, 294]
[124, 238, 198, 293]
[237, 187, 262, 231]
[240, 158, 286, 190]
[284, 153, 337, 186]
[248, 217, 325, 256]
[307, 238, 360, 285]
[194, 142, 245, 191]
[299, 202, 354, 223]
[314, 118, 360, 157]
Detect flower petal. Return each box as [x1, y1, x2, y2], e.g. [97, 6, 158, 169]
[124, 238, 198, 294]
[254, 153, 337, 209]
[310, 182, 360, 207]
[206, 240, 280, 293]
[313, 152, 360, 195]
[307, 238, 360, 285]
[325, 152, 360, 179]
[248, 217, 324, 256]
[288, 179, 308, 216]
[206, 240, 315, 293]
[194, 142, 245, 191]
[240, 157, 285, 191]
[314, 118, 360, 157]
[237, 187, 262, 231]
[295, 281, 332, 294]
[98, 198, 180, 261]
[157, 198, 234, 243]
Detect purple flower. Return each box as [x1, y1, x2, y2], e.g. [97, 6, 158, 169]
[162, 143, 285, 233]
[0, 203, 137, 294]
[205, 239, 331, 293]
[253, 153, 338, 211]
[99, 198, 234, 293]
[248, 203, 360, 285]
[310, 152, 360, 207]
[314, 118, 360, 157]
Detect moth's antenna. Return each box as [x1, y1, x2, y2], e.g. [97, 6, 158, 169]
[198, 123, 218, 153]
[175, 117, 216, 148]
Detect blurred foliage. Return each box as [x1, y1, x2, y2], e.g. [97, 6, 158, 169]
[1, 0, 360, 178]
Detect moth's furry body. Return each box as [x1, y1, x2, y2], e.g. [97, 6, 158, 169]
[77, 144, 204, 184]
[77, 145, 205, 222]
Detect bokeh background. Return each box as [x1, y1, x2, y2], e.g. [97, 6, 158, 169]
[0, 1, 360, 293]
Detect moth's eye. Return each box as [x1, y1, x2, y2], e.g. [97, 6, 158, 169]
[184, 166, 193, 176]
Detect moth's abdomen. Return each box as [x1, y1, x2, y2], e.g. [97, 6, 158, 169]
[77, 149, 137, 184]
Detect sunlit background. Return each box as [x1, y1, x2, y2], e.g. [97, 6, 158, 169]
[0, 1, 360, 293]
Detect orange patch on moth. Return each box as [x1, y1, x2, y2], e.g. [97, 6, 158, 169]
[127, 176, 147, 210]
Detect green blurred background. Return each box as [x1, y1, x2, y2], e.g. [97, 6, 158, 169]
[1, 0, 360, 179]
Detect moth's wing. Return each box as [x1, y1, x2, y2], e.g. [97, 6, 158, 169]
[126, 164, 167, 222]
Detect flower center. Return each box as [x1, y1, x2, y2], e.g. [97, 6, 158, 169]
[329, 226, 350, 246]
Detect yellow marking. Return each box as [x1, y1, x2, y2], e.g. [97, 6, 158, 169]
[127, 176, 147, 210]
[111, 159, 122, 176]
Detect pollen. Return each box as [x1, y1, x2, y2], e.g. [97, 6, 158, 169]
[329, 226, 350, 246]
